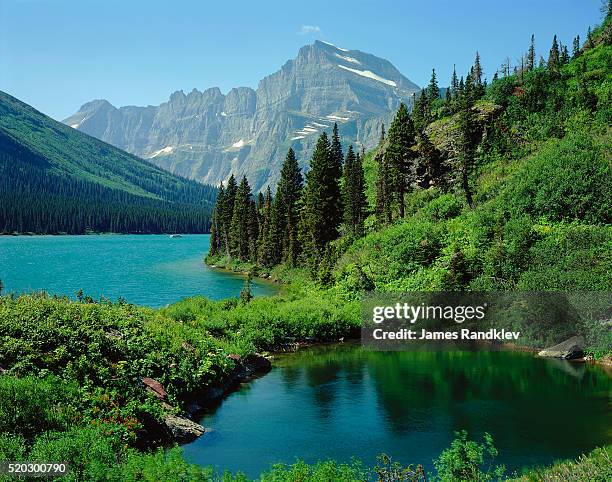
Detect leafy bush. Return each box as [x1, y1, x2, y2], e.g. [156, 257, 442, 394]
[433, 431, 505, 482]
[0, 375, 80, 439]
[503, 131, 611, 224]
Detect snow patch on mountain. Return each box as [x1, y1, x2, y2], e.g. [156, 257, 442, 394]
[326, 114, 350, 121]
[337, 64, 397, 87]
[335, 53, 361, 64]
[232, 139, 247, 148]
[291, 135, 305, 140]
[148, 146, 174, 158]
[320, 40, 349, 52]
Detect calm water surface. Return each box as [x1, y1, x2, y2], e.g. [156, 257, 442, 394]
[183, 343, 612, 477]
[0, 234, 277, 306]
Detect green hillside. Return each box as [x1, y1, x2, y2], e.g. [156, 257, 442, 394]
[0, 91, 217, 234]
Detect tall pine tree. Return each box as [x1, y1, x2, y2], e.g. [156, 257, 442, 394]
[273, 147, 304, 265]
[300, 132, 342, 264]
[527, 34, 536, 70]
[229, 176, 252, 260]
[342, 145, 367, 237]
[385, 103, 417, 218]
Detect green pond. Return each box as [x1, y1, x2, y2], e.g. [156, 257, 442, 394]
[183, 343, 611, 477]
[0, 234, 277, 306]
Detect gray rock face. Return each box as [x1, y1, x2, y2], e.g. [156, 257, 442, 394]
[163, 414, 206, 443]
[538, 335, 585, 360]
[64, 41, 420, 192]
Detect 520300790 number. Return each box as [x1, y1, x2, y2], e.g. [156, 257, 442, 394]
[1, 462, 69, 478]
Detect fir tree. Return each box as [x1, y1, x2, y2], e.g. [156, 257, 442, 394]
[379, 123, 386, 146]
[229, 176, 252, 260]
[586, 27, 594, 49]
[222, 175, 237, 257]
[300, 132, 342, 264]
[208, 183, 224, 256]
[456, 81, 477, 208]
[385, 103, 417, 218]
[342, 145, 367, 237]
[257, 187, 273, 266]
[247, 199, 259, 261]
[274, 147, 304, 265]
[330, 123, 344, 179]
[428, 68, 440, 100]
[472, 52, 485, 98]
[572, 35, 581, 58]
[412, 90, 430, 133]
[527, 34, 536, 70]
[450, 65, 459, 97]
[560, 44, 570, 64]
[548, 35, 560, 73]
[375, 147, 392, 226]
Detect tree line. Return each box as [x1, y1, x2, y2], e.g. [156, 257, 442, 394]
[209, 124, 367, 272]
[0, 148, 216, 234]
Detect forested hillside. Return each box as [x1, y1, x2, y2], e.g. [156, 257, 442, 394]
[0, 91, 217, 234]
[208, 15, 611, 300]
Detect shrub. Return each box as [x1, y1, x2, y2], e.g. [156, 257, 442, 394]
[503, 132, 611, 224]
[434, 430, 505, 482]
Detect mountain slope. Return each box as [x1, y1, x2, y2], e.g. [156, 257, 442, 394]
[0, 91, 216, 234]
[64, 41, 420, 192]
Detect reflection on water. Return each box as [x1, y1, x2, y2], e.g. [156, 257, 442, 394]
[183, 343, 611, 477]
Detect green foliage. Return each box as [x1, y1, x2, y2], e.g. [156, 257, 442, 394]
[510, 445, 612, 482]
[503, 131, 611, 224]
[434, 431, 505, 482]
[260, 459, 368, 482]
[0, 375, 80, 440]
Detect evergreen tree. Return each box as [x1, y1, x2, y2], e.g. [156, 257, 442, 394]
[560, 44, 570, 64]
[450, 65, 459, 97]
[379, 123, 386, 146]
[412, 90, 430, 133]
[208, 183, 224, 256]
[385, 103, 417, 218]
[572, 35, 581, 58]
[586, 27, 594, 49]
[240, 273, 253, 304]
[428, 68, 440, 100]
[527, 34, 536, 70]
[229, 176, 252, 260]
[220, 176, 237, 257]
[375, 147, 392, 226]
[300, 132, 342, 264]
[342, 145, 367, 237]
[257, 187, 274, 266]
[330, 123, 344, 179]
[274, 147, 304, 265]
[247, 199, 259, 261]
[472, 52, 485, 98]
[548, 35, 560, 73]
[456, 81, 477, 208]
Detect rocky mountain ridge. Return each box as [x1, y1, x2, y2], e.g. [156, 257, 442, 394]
[64, 40, 420, 191]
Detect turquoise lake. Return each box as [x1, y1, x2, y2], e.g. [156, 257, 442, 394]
[0, 234, 277, 306]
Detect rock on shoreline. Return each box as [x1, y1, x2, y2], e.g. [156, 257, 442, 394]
[538, 335, 585, 360]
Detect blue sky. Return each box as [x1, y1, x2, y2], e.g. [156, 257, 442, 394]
[0, 0, 604, 120]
